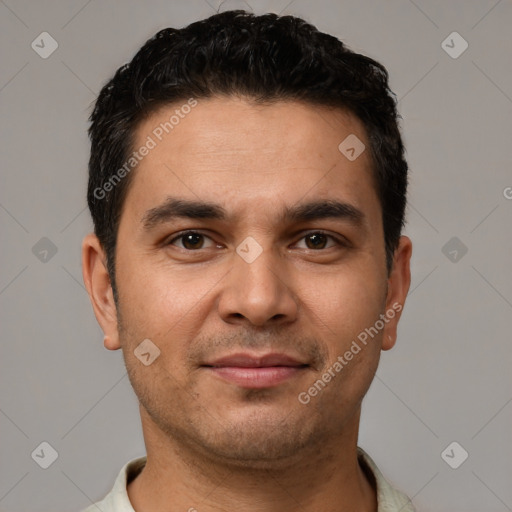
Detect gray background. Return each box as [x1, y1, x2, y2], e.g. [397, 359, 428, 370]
[1, 0, 511, 511]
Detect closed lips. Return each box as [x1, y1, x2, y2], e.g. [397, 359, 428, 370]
[204, 353, 309, 368]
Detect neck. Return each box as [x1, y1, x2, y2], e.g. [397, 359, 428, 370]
[127, 408, 377, 512]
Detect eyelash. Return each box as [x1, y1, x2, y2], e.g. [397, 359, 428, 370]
[166, 230, 347, 251]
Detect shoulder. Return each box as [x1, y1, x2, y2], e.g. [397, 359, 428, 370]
[80, 456, 147, 512]
[357, 447, 416, 512]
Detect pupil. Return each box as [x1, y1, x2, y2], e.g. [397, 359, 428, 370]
[307, 233, 326, 249]
[184, 233, 202, 249]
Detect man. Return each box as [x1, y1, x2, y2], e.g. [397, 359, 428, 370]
[81, 9, 413, 512]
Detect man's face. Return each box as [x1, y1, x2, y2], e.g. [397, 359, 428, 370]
[91, 97, 409, 466]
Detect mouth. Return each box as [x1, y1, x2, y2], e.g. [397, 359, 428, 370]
[202, 353, 310, 389]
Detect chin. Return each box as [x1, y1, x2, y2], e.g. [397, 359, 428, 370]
[186, 410, 324, 469]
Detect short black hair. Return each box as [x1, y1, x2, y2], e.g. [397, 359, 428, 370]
[87, 10, 408, 303]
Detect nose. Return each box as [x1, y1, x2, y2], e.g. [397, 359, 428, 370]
[218, 244, 298, 327]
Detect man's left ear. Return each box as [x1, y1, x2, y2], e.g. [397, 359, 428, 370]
[382, 235, 412, 351]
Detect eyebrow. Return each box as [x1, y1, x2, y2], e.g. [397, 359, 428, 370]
[141, 196, 366, 231]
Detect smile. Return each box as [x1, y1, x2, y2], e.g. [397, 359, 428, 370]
[203, 352, 310, 389]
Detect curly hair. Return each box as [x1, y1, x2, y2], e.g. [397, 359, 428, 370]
[87, 10, 408, 303]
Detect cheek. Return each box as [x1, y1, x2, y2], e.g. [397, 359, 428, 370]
[301, 271, 384, 412]
[301, 265, 386, 350]
[117, 255, 187, 319]
[115, 257, 220, 358]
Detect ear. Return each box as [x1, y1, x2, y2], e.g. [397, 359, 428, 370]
[381, 235, 412, 351]
[81, 233, 121, 350]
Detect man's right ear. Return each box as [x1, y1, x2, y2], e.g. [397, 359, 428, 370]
[81, 233, 121, 350]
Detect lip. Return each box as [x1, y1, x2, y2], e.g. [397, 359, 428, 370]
[203, 352, 309, 389]
[207, 352, 307, 368]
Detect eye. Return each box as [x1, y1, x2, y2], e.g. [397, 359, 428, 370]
[295, 231, 345, 250]
[166, 230, 346, 252]
[167, 231, 216, 250]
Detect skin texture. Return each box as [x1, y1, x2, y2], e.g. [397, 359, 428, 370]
[82, 96, 412, 512]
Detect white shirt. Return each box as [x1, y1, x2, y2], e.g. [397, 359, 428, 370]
[82, 447, 415, 511]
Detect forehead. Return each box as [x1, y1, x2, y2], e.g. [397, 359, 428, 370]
[123, 97, 379, 228]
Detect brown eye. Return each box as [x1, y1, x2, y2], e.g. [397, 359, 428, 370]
[305, 233, 328, 249]
[168, 231, 214, 250]
[296, 232, 342, 250]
